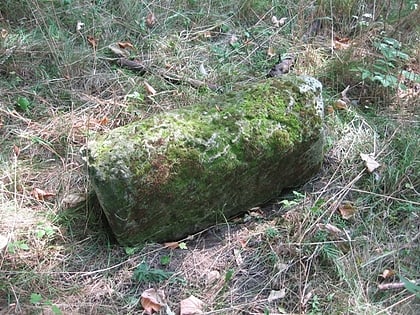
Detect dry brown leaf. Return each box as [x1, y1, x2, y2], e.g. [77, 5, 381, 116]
[141, 288, 166, 314]
[381, 269, 396, 279]
[118, 41, 135, 50]
[144, 81, 157, 95]
[32, 188, 55, 201]
[338, 202, 356, 219]
[334, 99, 348, 110]
[146, 12, 156, 27]
[317, 223, 343, 235]
[326, 105, 334, 115]
[62, 193, 86, 207]
[99, 116, 109, 126]
[12, 144, 20, 157]
[1, 28, 9, 39]
[163, 241, 179, 249]
[87, 35, 98, 49]
[267, 46, 276, 58]
[360, 153, 380, 173]
[180, 295, 204, 315]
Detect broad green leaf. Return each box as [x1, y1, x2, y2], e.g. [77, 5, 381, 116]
[30, 293, 42, 304]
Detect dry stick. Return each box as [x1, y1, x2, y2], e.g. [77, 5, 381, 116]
[378, 280, 420, 291]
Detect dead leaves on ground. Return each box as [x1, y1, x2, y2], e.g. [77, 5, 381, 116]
[31, 188, 55, 201]
[338, 201, 357, 219]
[86, 35, 98, 49]
[146, 12, 157, 28]
[140, 289, 204, 315]
[180, 295, 204, 315]
[140, 288, 167, 314]
[360, 153, 380, 173]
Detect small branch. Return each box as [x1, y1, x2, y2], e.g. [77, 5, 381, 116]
[378, 279, 420, 291]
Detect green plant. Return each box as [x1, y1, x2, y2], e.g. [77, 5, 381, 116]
[7, 240, 29, 254]
[278, 191, 305, 208]
[30, 293, 63, 315]
[132, 262, 174, 283]
[309, 294, 322, 315]
[350, 37, 417, 89]
[16, 96, 31, 112]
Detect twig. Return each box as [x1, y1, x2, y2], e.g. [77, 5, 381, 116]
[378, 279, 420, 291]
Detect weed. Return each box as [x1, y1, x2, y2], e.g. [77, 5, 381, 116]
[132, 262, 174, 284]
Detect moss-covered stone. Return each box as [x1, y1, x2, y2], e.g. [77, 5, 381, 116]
[87, 75, 324, 245]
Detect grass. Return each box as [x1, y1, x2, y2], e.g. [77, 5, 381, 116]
[1, 0, 419, 314]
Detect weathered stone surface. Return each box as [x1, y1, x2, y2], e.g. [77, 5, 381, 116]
[87, 75, 324, 245]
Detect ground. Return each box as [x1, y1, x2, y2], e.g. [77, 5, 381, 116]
[0, 1, 419, 314]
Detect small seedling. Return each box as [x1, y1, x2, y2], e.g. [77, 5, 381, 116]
[16, 97, 31, 112]
[7, 240, 29, 254]
[30, 293, 62, 315]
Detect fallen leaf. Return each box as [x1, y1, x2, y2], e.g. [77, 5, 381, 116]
[326, 105, 334, 115]
[118, 41, 135, 50]
[334, 36, 351, 43]
[0, 234, 8, 250]
[62, 193, 86, 207]
[334, 99, 348, 110]
[87, 35, 98, 49]
[206, 270, 220, 284]
[108, 44, 130, 58]
[1, 28, 9, 39]
[317, 223, 343, 235]
[180, 295, 204, 315]
[233, 248, 243, 266]
[199, 63, 208, 76]
[229, 34, 238, 46]
[99, 116, 109, 126]
[268, 289, 286, 301]
[278, 17, 287, 25]
[146, 12, 156, 27]
[203, 31, 212, 38]
[12, 144, 20, 157]
[144, 81, 157, 95]
[271, 16, 280, 28]
[32, 188, 55, 201]
[338, 201, 356, 219]
[267, 46, 276, 58]
[178, 242, 188, 250]
[360, 153, 380, 173]
[76, 21, 84, 32]
[381, 269, 396, 279]
[141, 288, 166, 314]
[271, 16, 287, 27]
[164, 241, 179, 249]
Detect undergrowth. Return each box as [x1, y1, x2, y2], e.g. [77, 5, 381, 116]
[0, 0, 419, 314]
